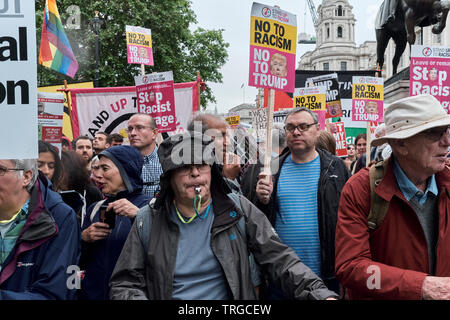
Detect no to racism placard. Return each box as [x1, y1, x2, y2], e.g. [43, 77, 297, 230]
[126, 25, 154, 66]
[306, 73, 343, 118]
[293, 86, 327, 111]
[352, 76, 384, 123]
[410, 45, 450, 113]
[225, 113, 241, 127]
[0, 0, 38, 159]
[249, 2, 297, 93]
[135, 71, 176, 132]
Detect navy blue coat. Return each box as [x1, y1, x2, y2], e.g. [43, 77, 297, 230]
[0, 174, 81, 299]
[79, 145, 150, 300]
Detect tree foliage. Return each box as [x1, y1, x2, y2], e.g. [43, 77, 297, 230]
[36, 0, 229, 108]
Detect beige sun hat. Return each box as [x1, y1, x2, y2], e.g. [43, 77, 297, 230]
[371, 94, 450, 147]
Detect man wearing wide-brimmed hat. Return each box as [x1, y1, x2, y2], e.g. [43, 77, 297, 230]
[335, 94, 450, 300]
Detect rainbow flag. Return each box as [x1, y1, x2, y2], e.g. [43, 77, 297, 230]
[39, 0, 79, 78]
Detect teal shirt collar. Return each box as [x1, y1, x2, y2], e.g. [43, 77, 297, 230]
[392, 156, 438, 205]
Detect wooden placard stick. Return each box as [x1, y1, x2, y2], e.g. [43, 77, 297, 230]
[263, 89, 275, 181]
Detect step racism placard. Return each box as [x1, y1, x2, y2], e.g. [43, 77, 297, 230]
[410, 45, 450, 114]
[0, 0, 38, 159]
[352, 76, 384, 123]
[249, 2, 297, 93]
[135, 71, 176, 132]
[126, 25, 154, 66]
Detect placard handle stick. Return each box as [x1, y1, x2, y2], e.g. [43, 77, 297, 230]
[141, 64, 145, 76]
[366, 121, 371, 167]
[263, 89, 275, 181]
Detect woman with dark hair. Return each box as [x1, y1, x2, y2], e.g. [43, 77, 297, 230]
[38, 140, 63, 190]
[60, 150, 102, 225]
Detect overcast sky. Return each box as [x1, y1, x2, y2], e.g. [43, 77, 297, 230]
[190, 0, 383, 114]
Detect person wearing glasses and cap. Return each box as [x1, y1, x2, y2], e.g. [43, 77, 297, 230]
[254, 107, 350, 298]
[109, 131, 338, 300]
[335, 94, 450, 300]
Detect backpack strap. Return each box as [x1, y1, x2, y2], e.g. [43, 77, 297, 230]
[227, 193, 262, 287]
[136, 205, 152, 254]
[90, 199, 106, 223]
[367, 160, 390, 230]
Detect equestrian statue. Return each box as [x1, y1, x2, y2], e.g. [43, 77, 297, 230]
[376, 0, 450, 76]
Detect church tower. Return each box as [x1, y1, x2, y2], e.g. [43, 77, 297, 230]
[316, 0, 356, 48]
[298, 0, 376, 72]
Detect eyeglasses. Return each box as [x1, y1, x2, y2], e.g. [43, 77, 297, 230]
[0, 166, 24, 176]
[176, 164, 210, 176]
[126, 125, 154, 133]
[420, 126, 450, 142]
[285, 122, 318, 133]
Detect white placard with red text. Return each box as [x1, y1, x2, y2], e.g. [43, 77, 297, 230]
[135, 71, 177, 133]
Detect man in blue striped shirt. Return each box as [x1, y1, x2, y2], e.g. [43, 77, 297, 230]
[128, 114, 163, 198]
[255, 107, 350, 297]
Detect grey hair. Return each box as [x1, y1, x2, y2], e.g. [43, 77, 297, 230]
[11, 159, 38, 192]
[285, 107, 319, 124]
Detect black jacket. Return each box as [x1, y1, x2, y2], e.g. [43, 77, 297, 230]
[255, 148, 350, 290]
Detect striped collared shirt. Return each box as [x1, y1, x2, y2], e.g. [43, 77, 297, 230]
[142, 147, 163, 198]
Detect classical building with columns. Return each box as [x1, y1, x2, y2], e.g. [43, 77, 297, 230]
[298, 0, 377, 72]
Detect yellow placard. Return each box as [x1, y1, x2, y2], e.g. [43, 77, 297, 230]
[352, 84, 384, 101]
[225, 115, 241, 127]
[126, 32, 152, 48]
[250, 17, 297, 55]
[38, 82, 94, 140]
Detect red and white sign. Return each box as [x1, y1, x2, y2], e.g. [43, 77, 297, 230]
[329, 122, 347, 157]
[38, 92, 64, 152]
[135, 71, 177, 133]
[410, 45, 450, 114]
[69, 81, 199, 139]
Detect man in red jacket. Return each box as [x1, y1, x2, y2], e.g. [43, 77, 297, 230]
[335, 94, 450, 300]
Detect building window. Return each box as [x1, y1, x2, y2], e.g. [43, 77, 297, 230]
[341, 61, 347, 71]
[323, 62, 330, 71]
[337, 5, 343, 16]
[337, 26, 343, 38]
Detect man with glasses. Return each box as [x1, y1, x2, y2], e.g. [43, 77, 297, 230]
[109, 131, 338, 300]
[0, 159, 80, 299]
[335, 94, 450, 299]
[255, 107, 350, 298]
[127, 113, 163, 198]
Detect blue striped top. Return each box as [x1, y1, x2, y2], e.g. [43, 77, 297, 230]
[275, 154, 322, 277]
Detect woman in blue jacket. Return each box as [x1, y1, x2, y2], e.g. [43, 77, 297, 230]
[79, 145, 150, 300]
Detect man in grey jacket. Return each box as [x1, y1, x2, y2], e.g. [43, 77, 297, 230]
[109, 131, 338, 300]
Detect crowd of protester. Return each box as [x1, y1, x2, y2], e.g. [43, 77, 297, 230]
[0, 94, 449, 300]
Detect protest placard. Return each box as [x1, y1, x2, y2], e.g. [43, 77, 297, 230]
[134, 72, 177, 133]
[329, 122, 347, 157]
[126, 25, 154, 66]
[225, 113, 241, 128]
[293, 86, 327, 111]
[249, 2, 297, 93]
[0, 0, 38, 159]
[410, 45, 450, 113]
[352, 76, 384, 123]
[306, 73, 342, 118]
[38, 92, 64, 152]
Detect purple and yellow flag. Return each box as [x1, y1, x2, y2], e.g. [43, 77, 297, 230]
[39, 0, 79, 78]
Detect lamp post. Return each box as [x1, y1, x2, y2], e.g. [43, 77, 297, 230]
[90, 11, 103, 87]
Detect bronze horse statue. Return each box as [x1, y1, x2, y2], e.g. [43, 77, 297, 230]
[376, 0, 450, 76]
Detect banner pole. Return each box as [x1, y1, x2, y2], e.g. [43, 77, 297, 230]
[263, 89, 275, 181]
[141, 64, 145, 76]
[197, 71, 202, 111]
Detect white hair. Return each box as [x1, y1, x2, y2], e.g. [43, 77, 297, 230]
[10, 159, 38, 192]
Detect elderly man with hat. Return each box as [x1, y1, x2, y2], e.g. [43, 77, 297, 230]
[335, 94, 450, 300]
[109, 131, 338, 300]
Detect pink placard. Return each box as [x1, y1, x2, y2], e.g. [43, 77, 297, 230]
[135, 72, 177, 133]
[352, 99, 384, 123]
[249, 46, 296, 93]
